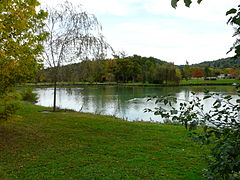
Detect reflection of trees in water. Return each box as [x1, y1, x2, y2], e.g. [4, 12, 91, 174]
[181, 86, 236, 94]
[66, 88, 73, 95]
[57, 88, 65, 108]
[175, 86, 237, 103]
[76, 86, 184, 117]
[64, 86, 121, 115]
[37, 86, 238, 121]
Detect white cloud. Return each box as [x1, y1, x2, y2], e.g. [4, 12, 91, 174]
[39, 0, 239, 65]
[102, 19, 235, 65]
[40, 0, 141, 16]
[139, 0, 239, 21]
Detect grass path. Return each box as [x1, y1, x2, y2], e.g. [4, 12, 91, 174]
[0, 103, 207, 179]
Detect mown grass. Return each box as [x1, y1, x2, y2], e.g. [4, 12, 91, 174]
[0, 103, 208, 179]
[26, 78, 240, 87]
[180, 79, 240, 85]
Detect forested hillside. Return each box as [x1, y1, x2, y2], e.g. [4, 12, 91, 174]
[191, 57, 240, 68]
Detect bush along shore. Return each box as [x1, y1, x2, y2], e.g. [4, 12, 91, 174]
[0, 102, 207, 179]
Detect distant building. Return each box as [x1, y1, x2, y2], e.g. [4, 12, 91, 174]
[226, 74, 236, 79]
[217, 74, 226, 79]
[204, 77, 217, 80]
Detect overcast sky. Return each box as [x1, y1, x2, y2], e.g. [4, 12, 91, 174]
[39, 0, 239, 65]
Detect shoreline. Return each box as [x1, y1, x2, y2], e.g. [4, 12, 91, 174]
[21, 81, 238, 87]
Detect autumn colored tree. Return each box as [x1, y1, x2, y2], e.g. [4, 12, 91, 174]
[0, 0, 48, 120]
[226, 68, 238, 78]
[192, 67, 204, 78]
[0, 0, 47, 95]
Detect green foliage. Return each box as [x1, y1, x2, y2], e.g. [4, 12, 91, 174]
[226, 5, 240, 58]
[0, 0, 48, 96]
[183, 61, 192, 80]
[171, 0, 203, 8]
[198, 127, 240, 179]
[0, 0, 47, 121]
[148, 85, 240, 179]
[20, 86, 38, 103]
[0, 92, 21, 122]
[0, 101, 20, 121]
[191, 57, 240, 69]
[41, 55, 181, 84]
[180, 79, 240, 85]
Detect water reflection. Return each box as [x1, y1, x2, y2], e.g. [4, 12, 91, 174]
[35, 86, 237, 122]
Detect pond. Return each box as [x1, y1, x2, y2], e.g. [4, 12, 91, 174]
[35, 85, 238, 122]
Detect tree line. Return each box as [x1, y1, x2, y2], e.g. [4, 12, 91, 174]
[38, 55, 240, 84]
[182, 64, 240, 80]
[191, 57, 240, 69]
[37, 55, 182, 84]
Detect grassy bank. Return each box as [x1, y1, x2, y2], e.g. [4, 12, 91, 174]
[180, 79, 240, 85]
[0, 103, 207, 179]
[26, 79, 240, 87]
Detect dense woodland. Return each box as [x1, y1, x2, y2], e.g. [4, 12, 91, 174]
[191, 57, 240, 69]
[37, 55, 240, 84]
[38, 55, 181, 84]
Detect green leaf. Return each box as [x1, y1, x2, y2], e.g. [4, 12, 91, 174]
[226, 8, 237, 16]
[213, 100, 221, 108]
[223, 95, 231, 100]
[227, 16, 233, 24]
[203, 95, 211, 100]
[171, 0, 180, 8]
[197, 0, 203, 4]
[232, 16, 240, 26]
[236, 99, 240, 103]
[164, 99, 168, 105]
[184, 0, 192, 7]
[170, 109, 178, 114]
[235, 45, 240, 56]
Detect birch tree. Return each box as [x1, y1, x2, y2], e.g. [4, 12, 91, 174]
[42, 1, 111, 111]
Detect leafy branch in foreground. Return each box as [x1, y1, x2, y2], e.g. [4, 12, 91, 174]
[0, 0, 48, 121]
[171, 0, 203, 8]
[146, 85, 240, 179]
[226, 5, 240, 57]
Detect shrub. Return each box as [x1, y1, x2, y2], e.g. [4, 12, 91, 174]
[20, 86, 38, 103]
[0, 91, 21, 122]
[146, 84, 240, 179]
[0, 101, 20, 121]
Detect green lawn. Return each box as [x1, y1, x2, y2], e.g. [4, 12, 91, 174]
[27, 78, 240, 87]
[180, 79, 240, 85]
[0, 103, 207, 179]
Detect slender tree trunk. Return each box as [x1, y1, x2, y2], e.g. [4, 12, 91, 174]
[53, 80, 57, 112]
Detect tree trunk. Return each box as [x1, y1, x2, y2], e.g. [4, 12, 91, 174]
[53, 80, 57, 112]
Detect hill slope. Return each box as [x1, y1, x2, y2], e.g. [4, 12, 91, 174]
[191, 57, 240, 68]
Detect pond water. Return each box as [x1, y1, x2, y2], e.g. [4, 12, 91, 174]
[35, 85, 238, 122]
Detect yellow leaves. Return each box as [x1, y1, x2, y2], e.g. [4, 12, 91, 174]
[0, 0, 48, 95]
